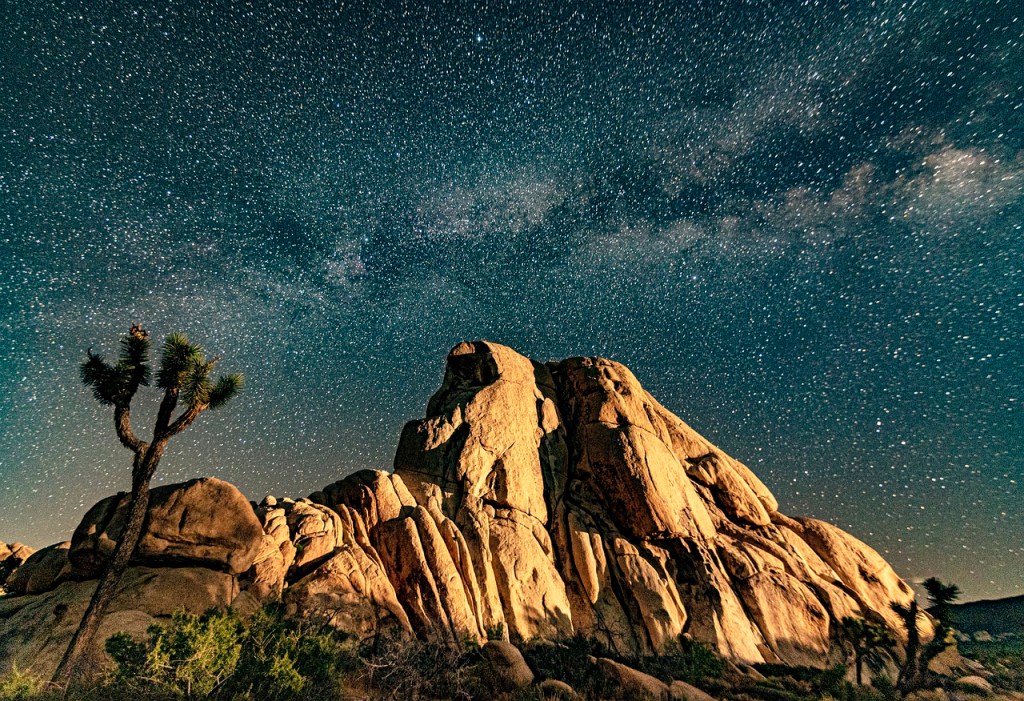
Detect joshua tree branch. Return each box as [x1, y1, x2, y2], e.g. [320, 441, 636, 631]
[154, 387, 180, 435]
[163, 404, 205, 438]
[113, 404, 144, 453]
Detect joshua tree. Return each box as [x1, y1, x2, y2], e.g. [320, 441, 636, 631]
[889, 577, 961, 693]
[891, 598, 923, 691]
[837, 616, 895, 686]
[923, 577, 960, 634]
[919, 576, 962, 667]
[52, 325, 243, 687]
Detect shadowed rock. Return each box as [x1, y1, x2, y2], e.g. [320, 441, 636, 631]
[0, 542, 35, 589]
[5, 542, 70, 596]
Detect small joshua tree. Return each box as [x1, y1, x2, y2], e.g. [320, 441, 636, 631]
[837, 616, 895, 686]
[921, 577, 961, 665]
[889, 578, 960, 693]
[52, 325, 243, 687]
[891, 598, 923, 691]
[922, 577, 960, 636]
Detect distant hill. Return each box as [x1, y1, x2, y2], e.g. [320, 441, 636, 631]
[947, 594, 1024, 635]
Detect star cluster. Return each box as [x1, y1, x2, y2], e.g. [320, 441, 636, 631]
[1, 1, 1021, 599]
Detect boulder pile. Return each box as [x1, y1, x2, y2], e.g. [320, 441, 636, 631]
[0, 341, 931, 678]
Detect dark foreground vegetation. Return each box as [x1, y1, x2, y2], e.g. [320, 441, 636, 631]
[1, 603, 1020, 701]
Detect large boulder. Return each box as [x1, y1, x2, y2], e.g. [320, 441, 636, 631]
[669, 680, 720, 701]
[595, 657, 670, 700]
[278, 498, 345, 574]
[955, 675, 994, 696]
[1, 480, 274, 679]
[68, 477, 265, 577]
[383, 341, 926, 664]
[4, 542, 70, 596]
[539, 679, 579, 699]
[480, 640, 535, 689]
[393, 341, 574, 643]
[283, 541, 412, 639]
[0, 542, 35, 588]
[239, 534, 288, 601]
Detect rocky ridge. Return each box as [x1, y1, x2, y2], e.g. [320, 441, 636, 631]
[0, 341, 930, 677]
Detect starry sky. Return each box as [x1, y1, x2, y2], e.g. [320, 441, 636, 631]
[1, 1, 1021, 601]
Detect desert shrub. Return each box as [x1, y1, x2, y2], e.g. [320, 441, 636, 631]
[521, 633, 606, 691]
[104, 604, 355, 699]
[817, 665, 851, 697]
[0, 667, 45, 700]
[871, 673, 899, 701]
[230, 603, 358, 698]
[107, 608, 242, 697]
[360, 634, 483, 701]
[634, 635, 725, 684]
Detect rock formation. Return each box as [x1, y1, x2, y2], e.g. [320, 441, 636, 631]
[5, 542, 70, 596]
[0, 542, 36, 591]
[0, 341, 931, 678]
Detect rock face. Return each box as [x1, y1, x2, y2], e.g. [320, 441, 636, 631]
[0, 567, 238, 676]
[0, 341, 930, 677]
[0, 542, 36, 590]
[0, 479, 261, 676]
[481, 640, 535, 689]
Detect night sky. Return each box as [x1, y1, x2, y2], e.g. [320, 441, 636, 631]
[1, 1, 1021, 601]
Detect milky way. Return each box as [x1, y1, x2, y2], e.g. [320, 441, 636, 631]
[1, 1, 1021, 600]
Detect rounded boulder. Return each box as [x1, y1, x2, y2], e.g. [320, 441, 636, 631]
[69, 477, 264, 577]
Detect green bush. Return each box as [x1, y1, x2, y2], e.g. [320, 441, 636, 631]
[229, 603, 357, 698]
[0, 667, 45, 700]
[104, 604, 356, 699]
[106, 608, 243, 697]
[871, 673, 899, 701]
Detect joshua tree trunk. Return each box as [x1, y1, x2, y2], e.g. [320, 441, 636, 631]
[855, 650, 864, 686]
[51, 441, 165, 686]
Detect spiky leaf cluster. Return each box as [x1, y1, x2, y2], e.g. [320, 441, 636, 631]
[181, 358, 214, 408]
[838, 616, 895, 651]
[158, 333, 203, 389]
[82, 329, 242, 412]
[119, 333, 152, 389]
[80, 332, 152, 406]
[922, 577, 960, 610]
[209, 374, 244, 409]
